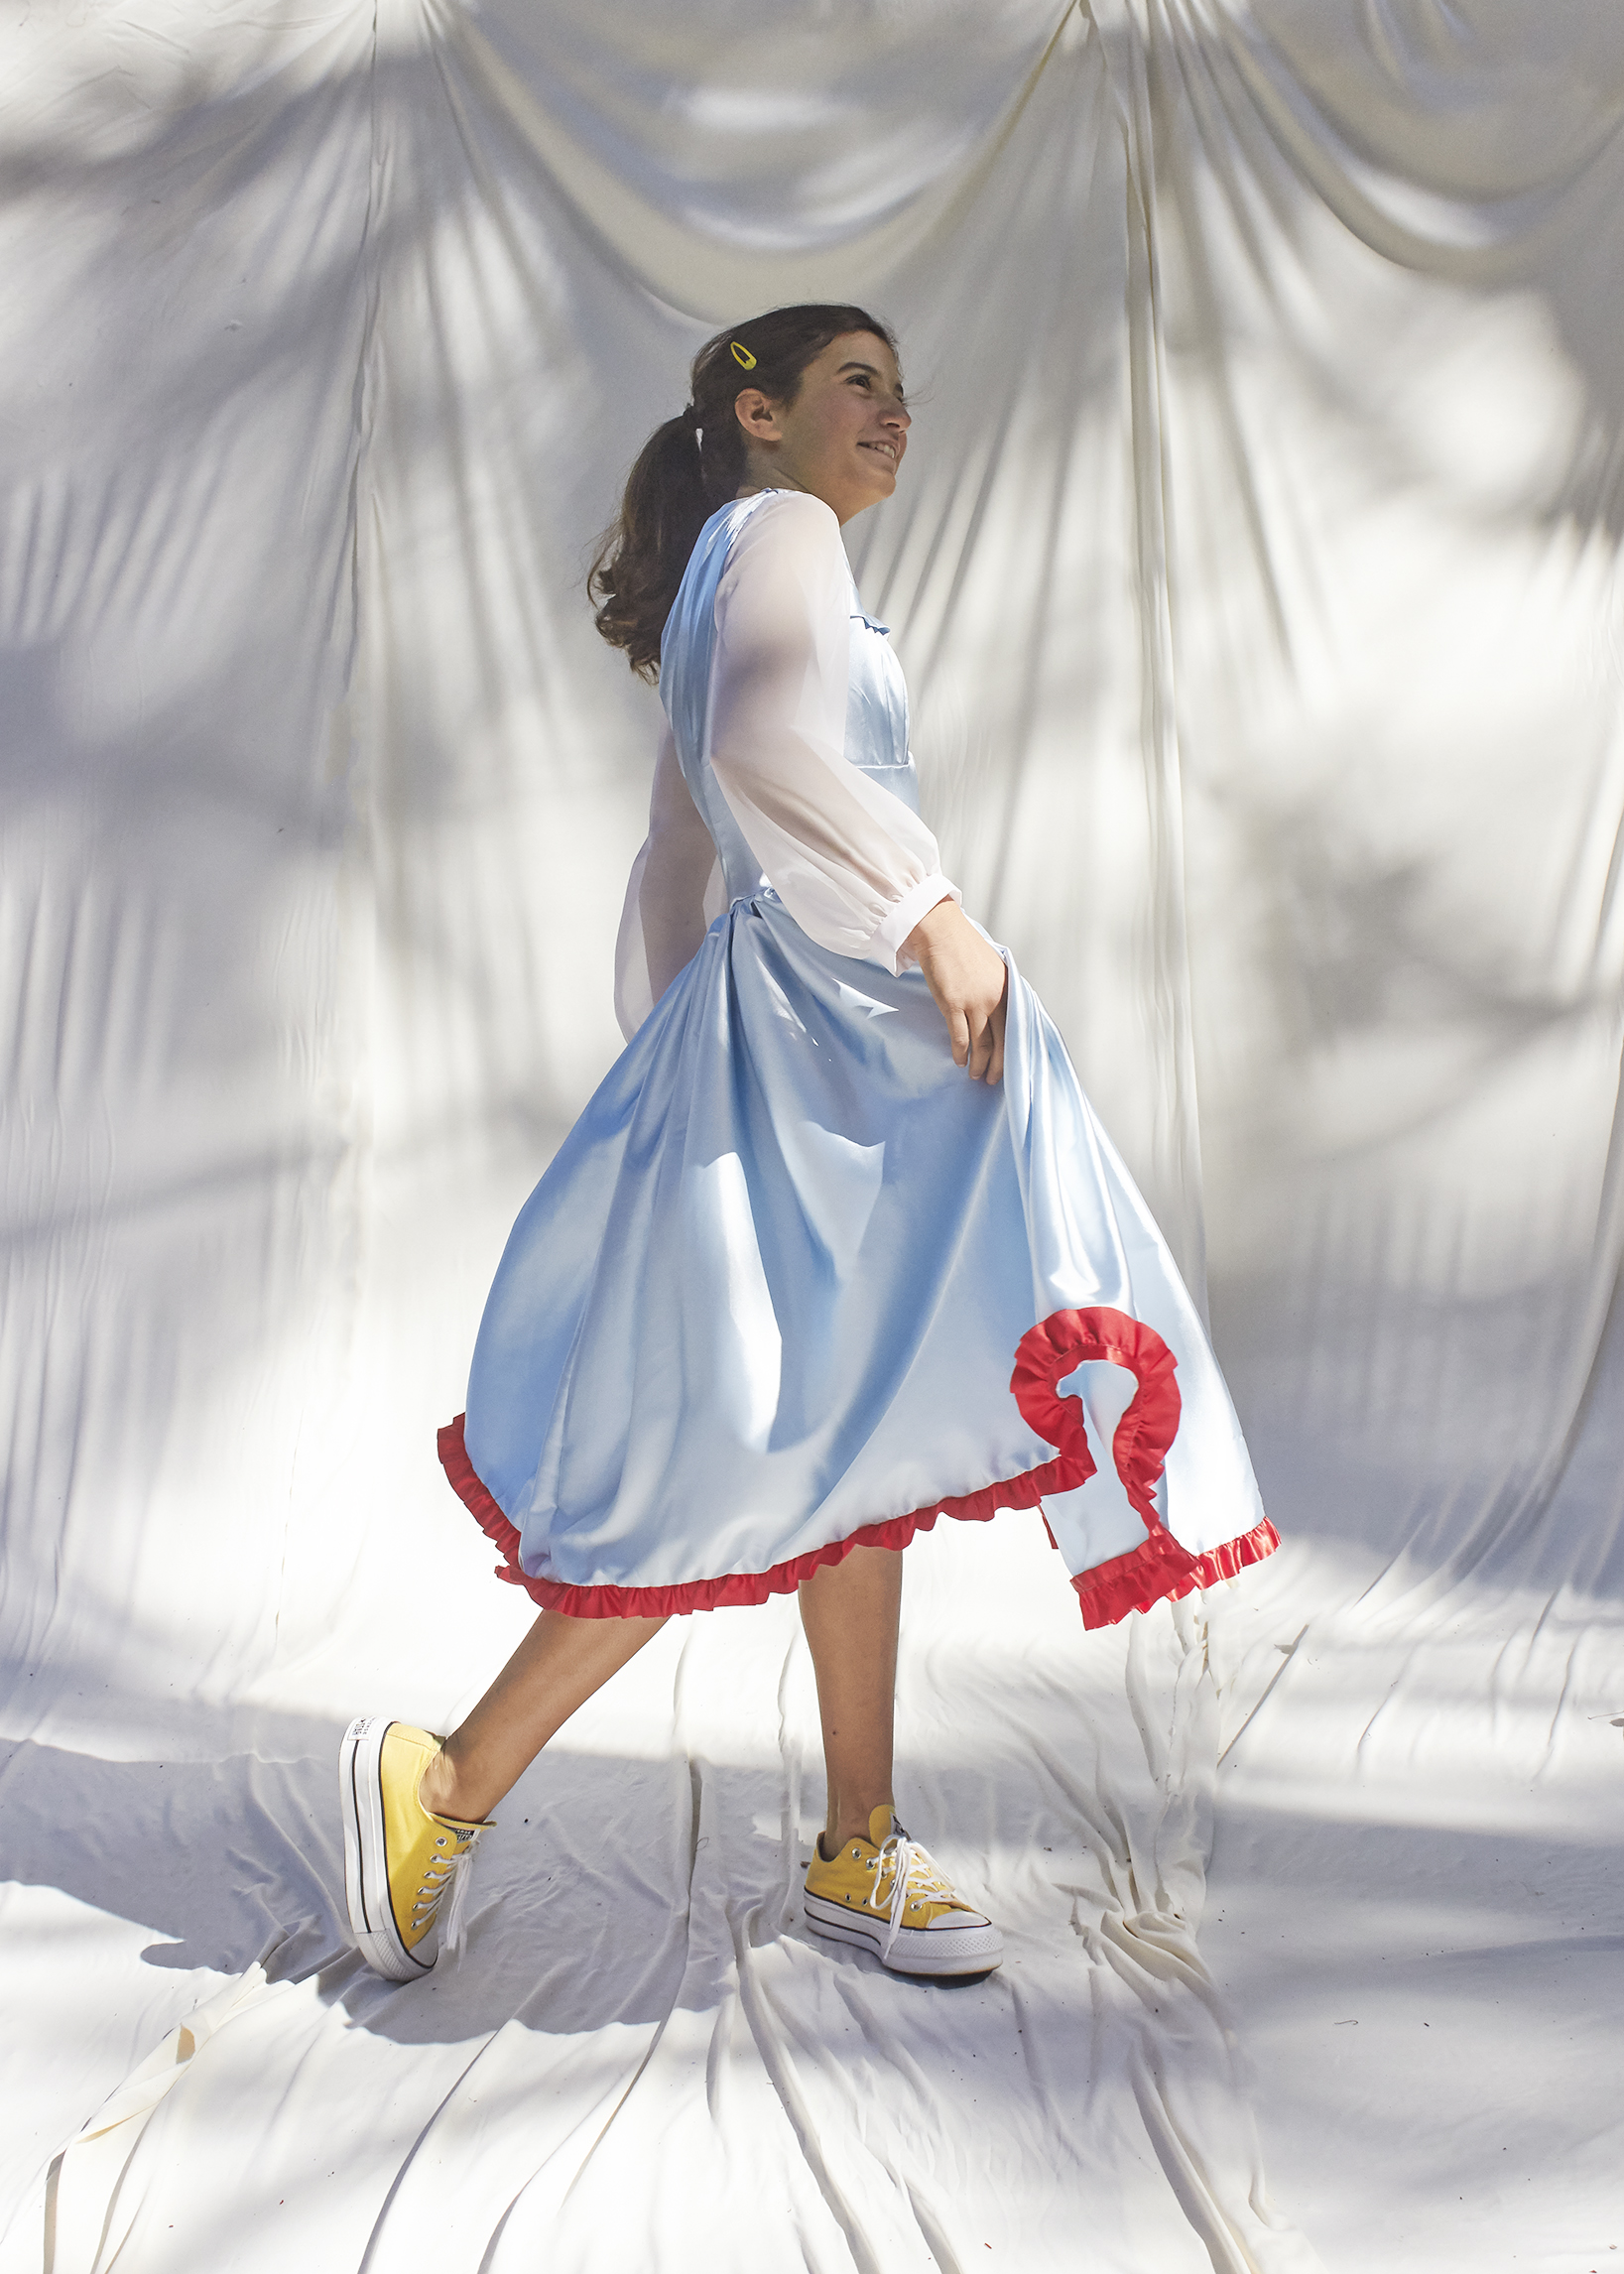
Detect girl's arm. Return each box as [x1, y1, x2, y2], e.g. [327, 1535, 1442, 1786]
[707, 488, 1006, 1079]
[613, 725, 718, 1039]
[708, 491, 958, 971]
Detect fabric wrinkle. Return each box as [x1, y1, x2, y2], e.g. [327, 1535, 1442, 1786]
[8, 2, 1620, 2265]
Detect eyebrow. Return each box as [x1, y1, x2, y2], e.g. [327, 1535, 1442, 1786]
[836, 359, 905, 392]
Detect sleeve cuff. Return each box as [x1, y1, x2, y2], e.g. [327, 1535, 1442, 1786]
[871, 872, 961, 975]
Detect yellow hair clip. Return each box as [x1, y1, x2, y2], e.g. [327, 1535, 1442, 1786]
[729, 340, 758, 370]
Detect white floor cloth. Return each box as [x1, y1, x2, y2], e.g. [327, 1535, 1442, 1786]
[2, 2, 1622, 2267]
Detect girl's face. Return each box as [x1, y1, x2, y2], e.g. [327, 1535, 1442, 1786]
[733, 332, 910, 523]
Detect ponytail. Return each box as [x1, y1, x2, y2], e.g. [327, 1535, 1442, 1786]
[589, 304, 898, 683]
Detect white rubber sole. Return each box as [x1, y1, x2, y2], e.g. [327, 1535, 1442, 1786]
[339, 1715, 434, 1983]
[804, 1888, 1004, 1978]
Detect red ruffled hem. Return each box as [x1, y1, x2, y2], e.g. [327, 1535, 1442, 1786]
[436, 1414, 1277, 1626]
[1069, 1513, 1281, 1629]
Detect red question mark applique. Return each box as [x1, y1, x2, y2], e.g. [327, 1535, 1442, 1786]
[1009, 1307, 1182, 1529]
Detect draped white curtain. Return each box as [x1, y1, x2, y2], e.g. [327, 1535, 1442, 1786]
[2, 4, 1620, 2268]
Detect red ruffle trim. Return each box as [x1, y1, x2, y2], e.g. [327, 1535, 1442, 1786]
[436, 1413, 1278, 1626]
[1069, 1514, 1281, 1629]
[437, 1413, 1045, 1619]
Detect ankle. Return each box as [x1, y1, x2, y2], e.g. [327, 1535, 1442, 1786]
[822, 1799, 893, 1857]
[419, 1745, 476, 1824]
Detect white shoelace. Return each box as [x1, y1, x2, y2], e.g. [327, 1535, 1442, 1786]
[864, 1826, 959, 1959]
[412, 1828, 484, 1957]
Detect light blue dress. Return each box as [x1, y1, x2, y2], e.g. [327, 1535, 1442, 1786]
[440, 496, 1276, 1625]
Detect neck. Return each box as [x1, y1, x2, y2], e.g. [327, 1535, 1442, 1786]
[737, 467, 808, 500]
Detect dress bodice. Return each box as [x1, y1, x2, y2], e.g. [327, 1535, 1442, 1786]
[660, 493, 921, 905]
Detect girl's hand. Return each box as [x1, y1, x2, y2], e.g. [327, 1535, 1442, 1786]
[905, 899, 1008, 1084]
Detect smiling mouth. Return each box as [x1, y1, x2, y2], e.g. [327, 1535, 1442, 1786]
[860, 441, 899, 464]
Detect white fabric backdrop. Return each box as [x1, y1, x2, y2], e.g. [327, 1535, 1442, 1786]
[2, 2, 1620, 2268]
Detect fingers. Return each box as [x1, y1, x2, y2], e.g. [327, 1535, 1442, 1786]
[972, 967, 1009, 1085]
[962, 986, 1008, 1081]
[912, 906, 1009, 1082]
[947, 981, 1007, 1082]
[985, 992, 1007, 1086]
[965, 1003, 993, 1082]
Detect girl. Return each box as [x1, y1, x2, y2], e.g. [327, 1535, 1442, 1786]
[340, 304, 1275, 1987]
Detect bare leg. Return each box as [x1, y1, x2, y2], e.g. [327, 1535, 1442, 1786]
[421, 1609, 667, 1822]
[798, 1545, 903, 1854]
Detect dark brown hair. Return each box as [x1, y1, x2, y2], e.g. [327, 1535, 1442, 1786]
[589, 304, 900, 681]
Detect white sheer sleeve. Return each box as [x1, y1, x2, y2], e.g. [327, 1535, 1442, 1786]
[613, 724, 722, 1040]
[708, 491, 958, 972]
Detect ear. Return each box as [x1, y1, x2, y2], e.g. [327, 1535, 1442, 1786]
[732, 389, 784, 444]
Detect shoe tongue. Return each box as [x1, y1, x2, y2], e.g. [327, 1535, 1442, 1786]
[427, 1812, 488, 1839]
[866, 1804, 899, 1846]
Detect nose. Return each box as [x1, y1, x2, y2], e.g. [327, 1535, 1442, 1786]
[883, 397, 911, 431]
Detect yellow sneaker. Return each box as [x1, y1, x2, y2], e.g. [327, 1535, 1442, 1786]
[339, 1716, 492, 1981]
[804, 1805, 1003, 1978]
